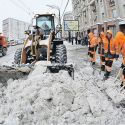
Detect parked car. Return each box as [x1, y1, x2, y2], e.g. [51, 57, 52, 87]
[17, 40, 23, 45]
[9, 40, 17, 46]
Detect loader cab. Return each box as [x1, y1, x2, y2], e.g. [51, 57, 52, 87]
[34, 14, 55, 36]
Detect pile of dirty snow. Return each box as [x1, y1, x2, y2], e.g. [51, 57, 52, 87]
[0, 62, 87, 125]
[0, 61, 125, 125]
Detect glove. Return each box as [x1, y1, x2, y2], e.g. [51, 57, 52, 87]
[115, 55, 119, 60]
[121, 63, 125, 69]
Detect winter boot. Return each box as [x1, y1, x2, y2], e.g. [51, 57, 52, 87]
[120, 82, 123, 87]
[101, 65, 105, 71]
[92, 62, 95, 65]
[123, 83, 125, 90]
[104, 71, 110, 80]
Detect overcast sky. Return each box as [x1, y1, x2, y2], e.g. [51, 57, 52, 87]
[0, 0, 72, 31]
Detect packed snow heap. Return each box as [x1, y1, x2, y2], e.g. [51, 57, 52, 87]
[0, 61, 125, 125]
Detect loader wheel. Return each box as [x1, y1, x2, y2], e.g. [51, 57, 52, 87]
[2, 47, 7, 56]
[14, 48, 22, 64]
[56, 44, 67, 64]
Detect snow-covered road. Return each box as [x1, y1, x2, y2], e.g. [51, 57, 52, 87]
[0, 42, 125, 125]
[0, 45, 23, 66]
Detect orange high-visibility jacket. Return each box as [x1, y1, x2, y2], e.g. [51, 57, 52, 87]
[115, 32, 125, 54]
[98, 32, 106, 55]
[121, 41, 125, 65]
[101, 32, 106, 41]
[103, 31, 117, 55]
[121, 38, 125, 59]
[88, 32, 98, 48]
[115, 32, 125, 64]
[98, 32, 106, 44]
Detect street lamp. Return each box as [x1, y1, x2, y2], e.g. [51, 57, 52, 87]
[46, 4, 61, 30]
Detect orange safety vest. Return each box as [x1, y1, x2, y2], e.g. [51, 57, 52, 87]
[103, 37, 116, 55]
[115, 32, 125, 54]
[114, 32, 125, 65]
[121, 42, 125, 65]
[88, 32, 97, 48]
[98, 32, 106, 43]
[98, 32, 105, 54]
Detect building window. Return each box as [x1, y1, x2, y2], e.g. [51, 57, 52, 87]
[102, 13, 104, 20]
[123, 5, 125, 14]
[100, 0, 103, 5]
[83, 11, 86, 18]
[112, 9, 117, 18]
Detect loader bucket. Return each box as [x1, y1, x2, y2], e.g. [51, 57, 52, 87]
[46, 64, 74, 79]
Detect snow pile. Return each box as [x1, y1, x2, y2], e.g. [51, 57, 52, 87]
[0, 62, 87, 125]
[0, 61, 125, 125]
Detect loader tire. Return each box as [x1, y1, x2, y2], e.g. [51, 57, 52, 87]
[56, 44, 67, 64]
[14, 48, 22, 64]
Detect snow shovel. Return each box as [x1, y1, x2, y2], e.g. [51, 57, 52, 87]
[113, 67, 125, 93]
[114, 68, 122, 83]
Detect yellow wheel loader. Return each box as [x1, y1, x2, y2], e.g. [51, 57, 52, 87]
[14, 14, 67, 65]
[0, 14, 74, 83]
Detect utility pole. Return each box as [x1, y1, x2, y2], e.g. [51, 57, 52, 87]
[102, 0, 108, 19]
[115, 0, 121, 32]
[102, 0, 108, 33]
[9, 18, 10, 42]
[115, 0, 120, 17]
[46, 5, 62, 38]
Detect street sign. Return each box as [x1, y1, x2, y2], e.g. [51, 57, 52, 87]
[64, 20, 79, 31]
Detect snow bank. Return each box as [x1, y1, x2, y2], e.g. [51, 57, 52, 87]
[0, 42, 125, 125]
[0, 62, 88, 125]
[0, 60, 125, 125]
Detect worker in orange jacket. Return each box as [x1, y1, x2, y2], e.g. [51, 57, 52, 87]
[88, 32, 98, 65]
[115, 31, 125, 88]
[103, 30, 118, 79]
[98, 32, 106, 71]
[115, 31, 124, 54]
[88, 32, 93, 56]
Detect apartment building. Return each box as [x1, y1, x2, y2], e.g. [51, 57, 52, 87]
[2, 18, 30, 41]
[72, 0, 125, 36]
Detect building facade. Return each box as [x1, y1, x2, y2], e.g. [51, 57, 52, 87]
[72, 0, 125, 36]
[2, 18, 30, 41]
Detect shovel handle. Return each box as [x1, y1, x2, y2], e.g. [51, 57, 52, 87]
[114, 68, 122, 83]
